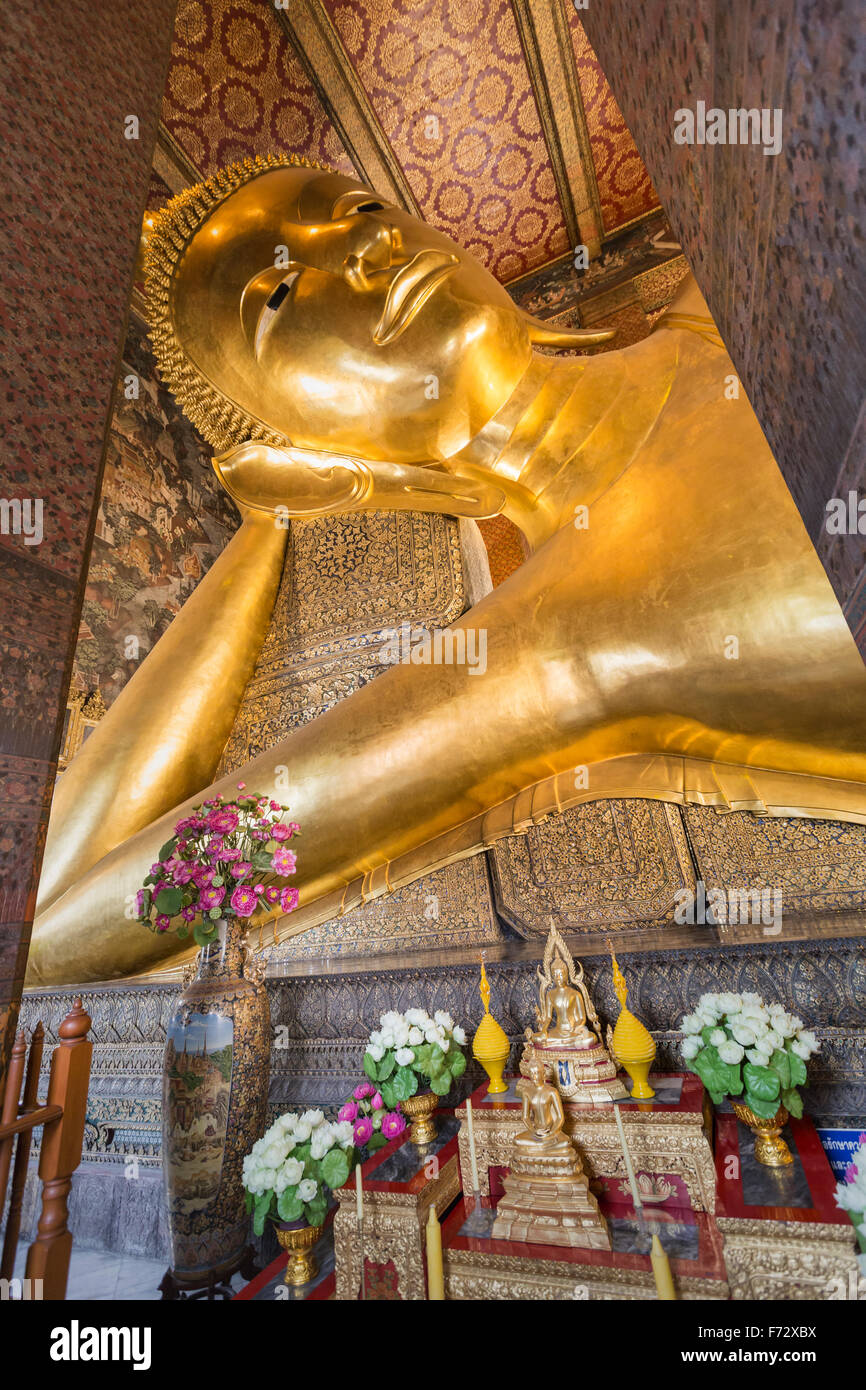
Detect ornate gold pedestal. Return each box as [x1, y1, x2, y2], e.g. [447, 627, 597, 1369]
[519, 1039, 627, 1104]
[730, 1101, 793, 1166]
[401, 1091, 438, 1145]
[276, 1222, 323, 1286]
[492, 1163, 610, 1251]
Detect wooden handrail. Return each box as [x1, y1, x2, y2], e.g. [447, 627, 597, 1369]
[0, 1105, 64, 1141]
[0, 1000, 93, 1298]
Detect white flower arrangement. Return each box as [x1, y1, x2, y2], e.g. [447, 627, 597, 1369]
[364, 1007, 467, 1107]
[678, 992, 819, 1119]
[243, 1108, 355, 1234]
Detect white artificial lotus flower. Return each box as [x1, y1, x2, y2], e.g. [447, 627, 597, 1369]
[332, 1120, 354, 1148]
[380, 1031, 395, 1049]
[310, 1126, 334, 1160]
[796, 1029, 818, 1054]
[301, 1109, 324, 1127]
[395, 1047, 415, 1067]
[393, 1024, 410, 1048]
[718, 1040, 744, 1065]
[746, 1047, 767, 1065]
[681, 1036, 702, 1061]
[293, 1120, 312, 1143]
[763, 1030, 783, 1051]
[681, 1015, 702, 1035]
[408, 1027, 424, 1045]
[439, 1038, 450, 1052]
[434, 1011, 454, 1030]
[710, 1028, 727, 1046]
[730, 1023, 756, 1047]
[405, 1008, 429, 1027]
[297, 1179, 318, 1203]
[283, 1156, 305, 1186]
[452, 1025, 466, 1045]
[366, 1043, 385, 1063]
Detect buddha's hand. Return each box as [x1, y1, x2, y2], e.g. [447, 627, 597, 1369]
[213, 441, 505, 521]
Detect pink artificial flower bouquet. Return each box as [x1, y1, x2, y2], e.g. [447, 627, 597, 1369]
[135, 783, 300, 947]
[339, 1080, 406, 1154]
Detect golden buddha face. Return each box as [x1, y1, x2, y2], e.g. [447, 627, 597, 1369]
[551, 959, 567, 986]
[169, 166, 533, 463]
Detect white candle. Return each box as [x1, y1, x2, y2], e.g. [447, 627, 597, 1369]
[613, 1101, 643, 1215]
[465, 1097, 481, 1194]
[355, 1161, 364, 1223]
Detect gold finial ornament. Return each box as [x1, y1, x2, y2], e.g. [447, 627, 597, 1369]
[605, 940, 656, 1100]
[472, 955, 510, 1095]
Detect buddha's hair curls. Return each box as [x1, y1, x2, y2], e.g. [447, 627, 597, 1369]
[144, 153, 335, 453]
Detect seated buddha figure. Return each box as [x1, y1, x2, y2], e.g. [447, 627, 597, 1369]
[512, 1055, 581, 1169]
[536, 954, 598, 1050]
[26, 154, 866, 987]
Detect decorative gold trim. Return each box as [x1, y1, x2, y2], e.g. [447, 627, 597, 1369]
[510, 0, 603, 257]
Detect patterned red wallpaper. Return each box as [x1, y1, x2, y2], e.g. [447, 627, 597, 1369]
[161, 0, 355, 175]
[321, 0, 571, 281]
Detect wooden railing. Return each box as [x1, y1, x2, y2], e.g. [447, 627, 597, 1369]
[0, 999, 93, 1299]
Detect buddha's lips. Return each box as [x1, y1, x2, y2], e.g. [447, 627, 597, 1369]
[374, 250, 458, 346]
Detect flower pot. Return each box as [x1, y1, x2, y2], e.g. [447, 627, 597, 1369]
[162, 917, 270, 1287]
[401, 1089, 438, 1145]
[731, 1100, 794, 1166]
[275, 1220, 323, 1286]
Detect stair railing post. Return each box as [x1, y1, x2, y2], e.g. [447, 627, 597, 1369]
[25, 1000, 92, 1300]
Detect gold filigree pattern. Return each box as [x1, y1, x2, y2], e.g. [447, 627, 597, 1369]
[717, 1218, 860, 1301]
[684, 806, 866, 917]
[333, 1153, 460, 1300]
[444, 1247, 728, 1300]
[490, 800, 695, 937]
[217, 510, 465, 774]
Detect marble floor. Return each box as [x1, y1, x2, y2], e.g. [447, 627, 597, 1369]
[11, 1245, 245, 1301]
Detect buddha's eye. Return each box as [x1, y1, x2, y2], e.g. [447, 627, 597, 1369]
[352, 200, 385, 214]
[255, 270, 301, 354]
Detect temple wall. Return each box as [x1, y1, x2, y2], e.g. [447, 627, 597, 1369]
[580, 0, 866, 654]
[0, 0, 178, 1085]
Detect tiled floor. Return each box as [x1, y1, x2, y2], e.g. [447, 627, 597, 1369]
[11, 1246, 245, 1301]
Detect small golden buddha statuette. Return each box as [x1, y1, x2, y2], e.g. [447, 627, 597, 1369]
[491, 1055, 610, 1249]
[519, 922, 626, 1104]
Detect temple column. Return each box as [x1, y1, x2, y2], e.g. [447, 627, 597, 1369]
[0, 0, 178, 1088]
[580, 2, 864, 650]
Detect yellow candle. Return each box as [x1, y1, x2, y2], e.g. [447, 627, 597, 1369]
[465, 1097, 481, 1194]
[650, 1233, 676, 1300]
[355, 1162, 363, 1223]
[425, 1205, 445, 1300]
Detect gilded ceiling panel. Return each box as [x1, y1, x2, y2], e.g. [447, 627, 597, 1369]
[159, 0, 355, 176]
[320, 0, 571, 280]
[568, 14, 660, 234]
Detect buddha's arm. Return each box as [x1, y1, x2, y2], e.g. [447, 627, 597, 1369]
[212, 441, 506, 521]
[537, 989, 552, 1034]
[37, 510, 287, 912]
[27, 352, 866, 983]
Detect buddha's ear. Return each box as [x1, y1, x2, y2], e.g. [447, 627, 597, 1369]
[520, 309, 615, 349]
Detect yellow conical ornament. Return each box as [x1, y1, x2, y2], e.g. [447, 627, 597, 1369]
[608, 941, 656, 1100]
[472, 957, 510, 1095]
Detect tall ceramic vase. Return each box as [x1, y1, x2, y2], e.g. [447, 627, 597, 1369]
[161, 918, 270, 1294]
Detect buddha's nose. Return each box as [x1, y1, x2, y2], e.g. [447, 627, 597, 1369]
[342, 219, 403, 291]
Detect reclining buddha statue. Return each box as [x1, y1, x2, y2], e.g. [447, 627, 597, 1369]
[27, 154, 866, 985]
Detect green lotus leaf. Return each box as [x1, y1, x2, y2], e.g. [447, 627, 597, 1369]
[742, 1062, 780, 1101]
[277, 1188, 303, 1223]
[321, 1148, 350, 1191]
